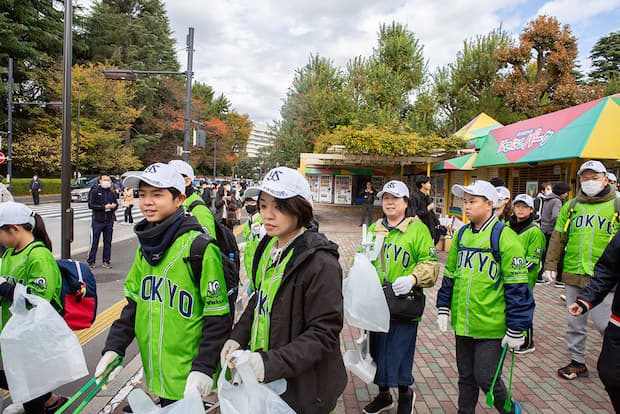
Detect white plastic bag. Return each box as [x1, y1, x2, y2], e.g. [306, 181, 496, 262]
[343, 253, 390, 332]
[343, 330, 376, 384]
[0, 284, 88, 403]
[128, 388, 204, 414]
[218, 354, 294, 414]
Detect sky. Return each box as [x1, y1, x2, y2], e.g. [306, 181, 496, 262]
[79, 0, 620, 126]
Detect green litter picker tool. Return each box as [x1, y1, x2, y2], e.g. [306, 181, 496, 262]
[486, 344, 509, 408]
[56, 355, 124, 414]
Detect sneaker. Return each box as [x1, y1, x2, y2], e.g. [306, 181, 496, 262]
[102, 262, 112, 268]
[88, 263, 96, 269]
[3, 403, 25, 414]
[555, 281, 565, 288]
[122, 404, 133, 413]
[560, 294, 566, 302]
[536, 279, 550, 285]
[397, 388, 415, 414]
[558, 360, 588, 380]
[512, 400, 522, 414]
[45, 396, 69, 413]
[363, 391, 394, 414]
[514, 345, 536, 355]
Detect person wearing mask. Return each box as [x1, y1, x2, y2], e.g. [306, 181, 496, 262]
[240, 195, 264, 282]
[363, 180, 439, 414]
[568, 230, 620, 411]
[219, 167, 346, 414]
[95, 163, 231, 406]
[169, 160, 217, 238]
[538, 182, 570, 286]
[214, 182, 232, 226]
[533, 182, 550, 223]
[607, 172, 620, 197]
[508, 194, 546, 354]
[87, 175, 117, 269]
[358, 181, 376, 228]
[29, 175, 43, 205]
[437, 180, 532, 414]
[543, 160, 618, 380]
[407, 175, 440, 244]
[201, 182, 213, 208]
[0, 202, 68, 413]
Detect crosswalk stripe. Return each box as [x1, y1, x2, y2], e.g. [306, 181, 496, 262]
[31, 204, 144, 222]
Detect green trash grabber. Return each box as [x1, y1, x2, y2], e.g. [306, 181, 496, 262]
[486, 344, 508, 408]
[504, 349, 516, 412]
[56, 355, 124, 414]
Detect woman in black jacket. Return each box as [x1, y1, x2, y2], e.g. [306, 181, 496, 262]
[219, 167, 346, 414]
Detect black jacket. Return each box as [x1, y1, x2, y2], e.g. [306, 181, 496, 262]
[88, 185, 118, 223]
[358, 187, 376, 205]
[576, 230, 619, 323]
[407, 190, 440, 243]
[230, 230, 347, 414]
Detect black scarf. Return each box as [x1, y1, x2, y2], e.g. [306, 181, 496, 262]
[134, 207, 185, 265]
[509, 214, 534, 235]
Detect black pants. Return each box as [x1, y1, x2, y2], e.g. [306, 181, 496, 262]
[124, 205, 133, 223]
[0, 370, 51, 414]
[360, 203, 374, 226]
[32, 190, 40, 205]
[455, 336, 514, 414]
[598, 323, 620, 412]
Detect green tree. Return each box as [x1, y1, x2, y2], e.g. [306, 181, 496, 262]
[589, 31, 620, 82]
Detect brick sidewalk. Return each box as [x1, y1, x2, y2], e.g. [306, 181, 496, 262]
[312, 204, 614, 414]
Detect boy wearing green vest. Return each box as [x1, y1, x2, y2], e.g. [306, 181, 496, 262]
[437, 180, 533, 414]
[95, 163, 231, 404]
[508, 194, 546, 354]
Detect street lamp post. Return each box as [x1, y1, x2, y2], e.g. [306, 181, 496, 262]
[102, 27, 195, 163]
[7, 58, 13, 193]
[75, 82, 81, 179]
[213, 138, 217, 180]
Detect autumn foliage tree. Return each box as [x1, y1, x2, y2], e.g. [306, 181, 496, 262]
[493, 15, 602, 117]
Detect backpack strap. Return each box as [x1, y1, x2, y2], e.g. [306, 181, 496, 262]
[455, 224, 469, 250]
[563, 198, 579, 232]
[456, 221, 505, 290]
[183, 233, 214, 287]
[188, 199, 206, 213]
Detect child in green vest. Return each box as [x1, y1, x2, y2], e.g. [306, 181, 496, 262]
[240, 195, 263, 287]
[95, 163, 231, 405]
[0, 202, 67, 413]
[436, 180, 534, 414]
[508, 194, 546, 354]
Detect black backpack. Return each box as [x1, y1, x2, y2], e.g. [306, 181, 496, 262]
[185, 199, 241, 314]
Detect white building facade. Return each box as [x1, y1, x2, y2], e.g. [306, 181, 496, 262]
[246, 123, 273, 157]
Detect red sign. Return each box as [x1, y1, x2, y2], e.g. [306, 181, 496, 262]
[0, 152, 5, 164]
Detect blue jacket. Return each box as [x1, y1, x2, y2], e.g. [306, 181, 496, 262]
[88, 186, 117, 223]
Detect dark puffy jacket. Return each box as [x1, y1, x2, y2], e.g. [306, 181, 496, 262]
[230, 230, 346, 414]
[576, 229, 619, 324]
[407, 190, 440, 244]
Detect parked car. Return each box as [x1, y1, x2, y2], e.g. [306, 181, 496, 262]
[71, 177, 98, 202]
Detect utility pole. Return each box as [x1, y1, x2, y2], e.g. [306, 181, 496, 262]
[60, 0, 74, 258]
[213, 139, 217, 180]
[183, 27, 194, 163]
[75, 83, 81, 179]
[7, 58, 13, 193]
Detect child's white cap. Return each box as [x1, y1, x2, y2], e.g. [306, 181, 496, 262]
[496, 186, 511, 201]
[377, 180, 410, 198]
[124, 163, 185, 194]
[0, 202, 35, 227]
[245, 167, 313, 203]
[513, 194, 534, 208]
[168, 160, 195, 180]
[452, 180, 499, 206]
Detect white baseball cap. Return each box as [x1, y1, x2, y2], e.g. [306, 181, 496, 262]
[0, 202, 35, 227]
[168, 160, 195, 180]
[377, 180, 410, 198]
[496, 186, 511, 201]
[245, 167, 313, 203]
[452, 180, 499, 205]
[513, 194, 534, 208]
[578, 160, 606, 175]
[123, 163, 185, 194]
[607, 172, 617, 183]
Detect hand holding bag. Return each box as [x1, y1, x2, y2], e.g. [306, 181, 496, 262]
[380, 247, 426, 320]
[0, 284, 88, 403]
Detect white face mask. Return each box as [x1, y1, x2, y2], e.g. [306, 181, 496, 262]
[544, 189, 553, 196]
[581, 179, 604, 197]
[101, 181, 112, 189]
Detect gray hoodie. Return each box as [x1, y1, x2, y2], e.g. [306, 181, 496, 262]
[540, 192, 563, 234]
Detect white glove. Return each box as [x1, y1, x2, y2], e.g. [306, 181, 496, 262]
[184, 371, 213, 399]
[437, 307, 449, 333]
[220, 339, 240, 368]
[230, 350, 265, 382]
[501, 329, 525, 350]
[0, 276, 7, 285]
[95, 351, 122, 385]
[542, 270, 557, 283]
[392, 275, 416, 296]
